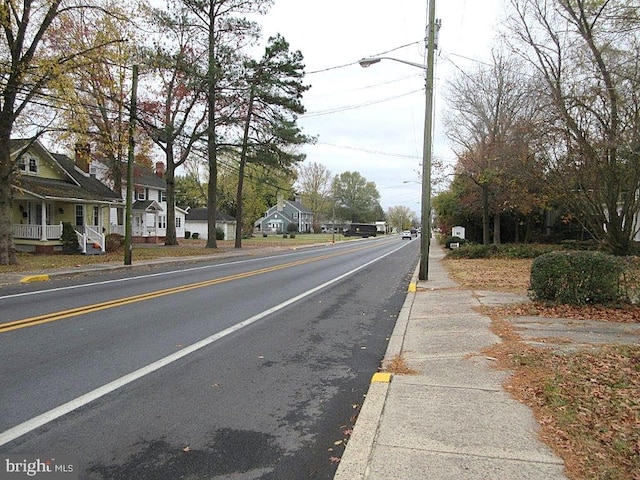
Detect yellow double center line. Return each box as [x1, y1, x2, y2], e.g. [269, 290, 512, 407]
[0, 246, 368, 334]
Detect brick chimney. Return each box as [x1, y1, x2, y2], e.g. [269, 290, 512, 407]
[155, 161, 165, 178]
[74, 143, 91, 173]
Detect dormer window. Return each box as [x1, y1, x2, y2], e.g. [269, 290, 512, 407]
[17, 155, 38, 174]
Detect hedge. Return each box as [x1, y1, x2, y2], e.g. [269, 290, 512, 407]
[529, 251, 627, 305]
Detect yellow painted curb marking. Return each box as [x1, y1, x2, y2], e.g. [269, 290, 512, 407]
[371, 372, 392, 383]
[20, 275, 50, 284]
[408, 282, 417, 292]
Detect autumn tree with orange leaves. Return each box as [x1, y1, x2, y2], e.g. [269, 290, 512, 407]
[0, 0, 131, 265]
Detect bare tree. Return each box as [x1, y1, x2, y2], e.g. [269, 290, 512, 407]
[507, 0, 640, 254]
[387, 205, 416, 232]
[295, 161, 332, 230]
[443, 51, 543, 244]
[139, 2, 209, 245]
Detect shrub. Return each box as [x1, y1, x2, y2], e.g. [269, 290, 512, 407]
[60, 222, 80, 253]
[282, 234, 288, 238]
[105, 233, 125, 252]
[184, 231, 191, 239]
[501, 243, 554, 258]
[215, 227, 225, 240]
[286, 223, 298, 233]
[530, 251, 627, 305]
[447, 243, 498, 259]
[263, 233, 268, 238]
[191, 232, 199, 240]
[446, 243, 557, 259]
[289, 233, 296, 238]
[559, 239, 601, 251]
[444, 236, 467, 249]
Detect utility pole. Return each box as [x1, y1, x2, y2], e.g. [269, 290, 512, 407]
[124, 64, 138, 266]
[419, 0, 437, 281]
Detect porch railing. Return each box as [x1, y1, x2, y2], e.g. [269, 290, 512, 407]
[84, 225, 105, 253]
[12, 223, 63, 240]
[109, 224, 125, 235]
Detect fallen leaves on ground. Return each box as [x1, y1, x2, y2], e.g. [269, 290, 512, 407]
[383, 354, 418, 375]
[442, 257, 640, 480]
[481, 301, 640, 323]
[489, 335, 640, 480]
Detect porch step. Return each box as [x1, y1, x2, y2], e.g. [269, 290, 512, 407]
[85, 243, 105, 255]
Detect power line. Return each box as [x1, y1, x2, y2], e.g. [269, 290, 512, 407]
[315, 142, 420, 160]
[302, 88, 423, 118]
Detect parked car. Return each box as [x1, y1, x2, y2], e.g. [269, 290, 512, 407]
[401, 230, 413, 240]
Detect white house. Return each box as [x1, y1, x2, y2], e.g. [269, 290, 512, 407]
[93, 160, 186, 242]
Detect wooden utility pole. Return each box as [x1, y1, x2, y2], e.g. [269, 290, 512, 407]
[124, 64, 138, 266]
[419, 0, 437, 281]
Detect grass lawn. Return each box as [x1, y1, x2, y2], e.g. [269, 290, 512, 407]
[443, 256, 640, 480]
[0, 233, 344, 273]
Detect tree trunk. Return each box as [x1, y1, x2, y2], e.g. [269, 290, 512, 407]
[493, 212, 501, 245]
[205, 0, 217, 249]
[164, 147, 177, 246]
[235, 86, 256, 249]
[0, 117, 18, 265]
[482, 185, 490, 245]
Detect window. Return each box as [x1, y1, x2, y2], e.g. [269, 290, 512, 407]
[17, 156, 37, 174]
[75, 205, 84, 227]
[160, 191, 167, 202]
[136, 189, 146, 201]
[158, 215, 166, 229]
[93, 206, 99, 226]
[175, 217, 182, 228]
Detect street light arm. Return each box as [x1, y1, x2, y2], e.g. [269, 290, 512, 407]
[358, 56, 426, 70]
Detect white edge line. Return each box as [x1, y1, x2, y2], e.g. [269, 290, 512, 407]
[0, 242, 406, 447]
[0, 238, 397, 301]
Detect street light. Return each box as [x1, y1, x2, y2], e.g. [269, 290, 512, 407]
[359, 1, 437, 281]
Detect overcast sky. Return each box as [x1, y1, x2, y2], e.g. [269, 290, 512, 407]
[257, 0, 504, 213]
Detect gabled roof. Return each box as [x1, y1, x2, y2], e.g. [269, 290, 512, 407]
[52, 154, 122, 201]
[185, 207, 236, 222]
[260, 210, 294, 224]
[134, 165, 166, 190]
[11, 140, 122, 204]
[132, 200, 163, 212]
[286, 199, 312, 214]
[265, 199, 312, 215]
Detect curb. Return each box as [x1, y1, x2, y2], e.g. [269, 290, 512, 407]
[334, 264, 419, 479]
[19, 274, 50, 283]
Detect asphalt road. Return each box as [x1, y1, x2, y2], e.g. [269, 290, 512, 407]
[0, 236, 419, 479]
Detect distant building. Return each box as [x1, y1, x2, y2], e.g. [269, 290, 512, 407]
[254, 194, 313, 234]
[184, 208, 237, 240]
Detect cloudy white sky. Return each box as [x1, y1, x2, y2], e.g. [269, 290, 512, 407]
[257, 0, 504, 213]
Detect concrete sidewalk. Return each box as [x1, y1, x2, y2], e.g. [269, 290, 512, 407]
[335, 246, 568, 480]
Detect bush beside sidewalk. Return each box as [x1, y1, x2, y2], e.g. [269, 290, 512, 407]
[444, 256, 640, 480]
